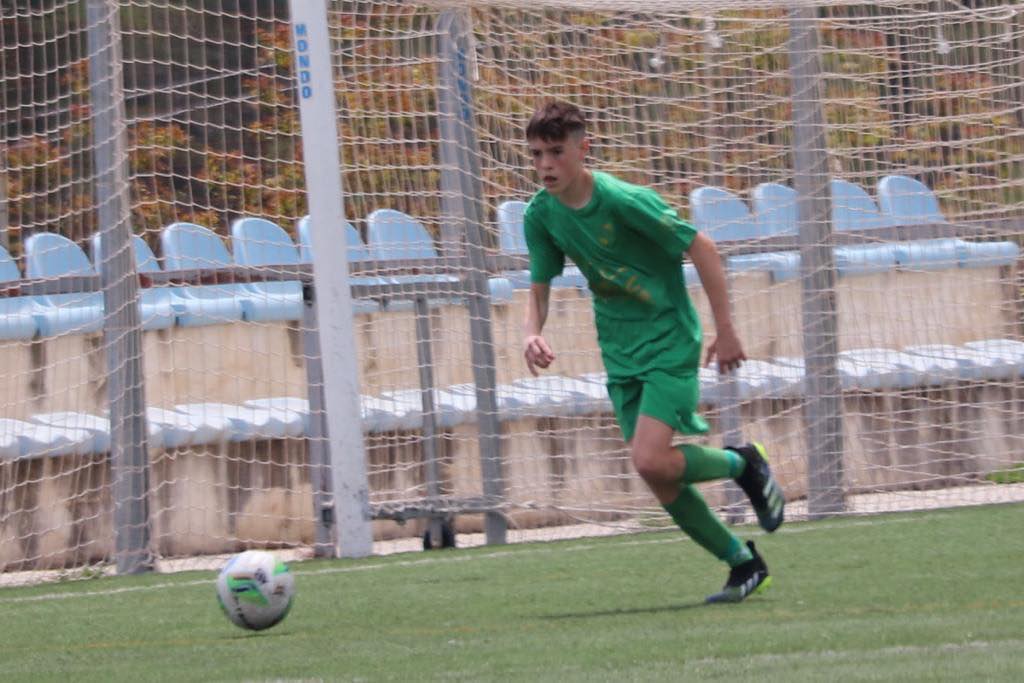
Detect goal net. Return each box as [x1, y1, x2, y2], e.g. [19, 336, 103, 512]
[1, 0, 1022, 581]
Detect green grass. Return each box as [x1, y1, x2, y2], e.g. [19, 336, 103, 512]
[3, 504, 1023, 682]
[986, 463, 1024, 484]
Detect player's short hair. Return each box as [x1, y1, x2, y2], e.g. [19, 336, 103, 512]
[526, 100, 587, 142]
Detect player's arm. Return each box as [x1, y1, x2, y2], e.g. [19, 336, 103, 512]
[524, 282, 555, 376]
[522, 207, 563, 376]
[687, 232, 746, 373]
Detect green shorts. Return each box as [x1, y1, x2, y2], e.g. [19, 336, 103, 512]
[606, 368, 710, 443]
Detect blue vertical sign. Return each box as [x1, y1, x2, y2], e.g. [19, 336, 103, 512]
[294, 23, 313, 99]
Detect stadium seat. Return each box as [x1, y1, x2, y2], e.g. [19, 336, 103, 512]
[894, 237, 963, 271]
[160, 222, 249, 326]
[366, 209, 513, 306]
[297, 215, 369, 263]
[23, 233, 105, 336]
[90, 233, 178, 330]
[28, 411, 111, 453]
[497, 200, 529, 255]
[296, 215, 382, 314]
[876, 175, 946, 225]
[831, 179, 892, 231]
[689, 186, 760, 242]
[0, 416, 96, 459]
[173, 402, 305, 441]
[230, 217, 303, 322]
[0, 244, 39, 340]
[690, 186, 800, 282]
[751, 182, 798, 238]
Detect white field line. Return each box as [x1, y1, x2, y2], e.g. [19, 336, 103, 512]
[0, 510, 957, 605]
[684, 638, 1024, 670]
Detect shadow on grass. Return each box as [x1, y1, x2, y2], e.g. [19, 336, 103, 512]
[540, 600, 709, 620]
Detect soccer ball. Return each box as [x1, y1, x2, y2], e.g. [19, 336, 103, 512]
[216, 550, 295, 631]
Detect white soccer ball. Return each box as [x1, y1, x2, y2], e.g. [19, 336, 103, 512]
[216, 550, 295, 631]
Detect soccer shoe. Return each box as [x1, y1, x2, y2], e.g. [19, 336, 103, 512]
[705, 541, 772, 604]
[729, 442, 785, 533]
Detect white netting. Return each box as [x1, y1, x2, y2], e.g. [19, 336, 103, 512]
[1, 0, 1023, 581]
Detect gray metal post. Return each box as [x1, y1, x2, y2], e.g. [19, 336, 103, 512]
[718, 370, 747, 523]
[301, 284, 334, 558]
[87, 0, 152, 574]
[413, 296, 444, 545]
[289, 0, 373, 557]
[788, 9, 845, 517]
[1, 149, 8, 250]
[437, 10, 506, 545]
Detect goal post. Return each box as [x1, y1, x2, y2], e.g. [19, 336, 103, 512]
[287, 0, 373, 559]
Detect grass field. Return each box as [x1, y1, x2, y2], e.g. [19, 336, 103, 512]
[2, 503, 1023, 682]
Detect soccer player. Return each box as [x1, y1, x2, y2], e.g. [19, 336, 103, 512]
[521, 100, 785, 603]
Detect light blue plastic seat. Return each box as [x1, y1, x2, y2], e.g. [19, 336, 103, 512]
[0, 417, 96, 460]
[0, 245, 39, 340]
[297, 215, 382, 314]
[497, 200, 529, 255]
[366, 209, 461, 309]
[29, 412, 111, 453]
[699, 359, 805, 405]
[894, 237, 965, 271]
[692, 186, 799, 281]
[877, 175, 946, 225]
[145, 406, 228, 449]
[244, 397, 311, 435]
[831, 179, 892, 231]
[751, 182, 798, 238]
[496, 200, 533, 289]
[689, 186, 760, 242]
[173, 402, 304, 441]
[230, 217, 303, 322]
[957, 240, 1020, 269]
[834, 244, 899, 276]
[160, 222, 249, 326]
[24, 233, 105, 336]
[963, 339, 1024, 378]
[90, 233, 178, 330]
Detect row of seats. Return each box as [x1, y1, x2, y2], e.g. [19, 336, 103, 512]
[688, 175, 1019, 280]
[5, 174, 1013, 340]
[5, 338, 1022, 461]
[0, 211, 514, 340]
[495, 174, 1019, 288]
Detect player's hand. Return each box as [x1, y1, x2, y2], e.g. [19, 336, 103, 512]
[704, 328, 746, 374]
[524, 334, 555, 376]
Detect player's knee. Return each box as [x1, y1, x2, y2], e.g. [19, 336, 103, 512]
[631, 444, 669, 483]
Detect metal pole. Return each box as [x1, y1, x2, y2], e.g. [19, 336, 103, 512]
[413, 296, 444, 545]
[87, 0, 152, 574]
[718, 370, 747, 523]
[301, 283, 335, 558]
[0, 149, 8, 251]
[788, 9, 845, 517]
[289, 0, 373, 557]
[437, 10, 507, 545]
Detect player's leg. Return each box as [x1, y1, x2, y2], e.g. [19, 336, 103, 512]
[619, 372, 773, 602]
[727, 443, 786, 533]
[629, 415, 769, 602]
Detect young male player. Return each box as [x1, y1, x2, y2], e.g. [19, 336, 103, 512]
[521, 100, 785, 603]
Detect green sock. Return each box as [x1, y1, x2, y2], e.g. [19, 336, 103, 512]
[663, 484, 753, 567]
[678, 444, 745, 484]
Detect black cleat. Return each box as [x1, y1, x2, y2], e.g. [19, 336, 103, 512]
[729, 442, 785, 533]
[706, 541, 772, 604]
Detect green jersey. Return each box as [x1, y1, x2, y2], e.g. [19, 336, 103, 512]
[524, 170, 702, 380]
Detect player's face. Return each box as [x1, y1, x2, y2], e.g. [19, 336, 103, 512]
[528, 134, 588, 194]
